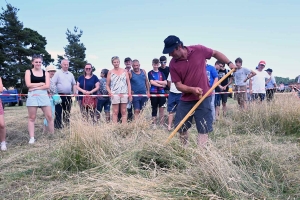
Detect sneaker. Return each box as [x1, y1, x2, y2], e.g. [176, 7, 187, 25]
[29, 138, 35, 144]
[1, 142, 7, 151]
[162, 103, 167, 108]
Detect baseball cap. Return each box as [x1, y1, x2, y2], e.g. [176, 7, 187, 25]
[265, 68, 273, 73]
[259, 60, 266, 66]
[162, 35, 181, 54]
[46, 65, 57, 72]
[124, 57, 132, 62]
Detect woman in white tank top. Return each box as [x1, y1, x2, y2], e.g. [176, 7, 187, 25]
[106, 56, 132, 124]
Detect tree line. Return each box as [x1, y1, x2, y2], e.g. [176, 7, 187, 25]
[0, 4, 296, 93]
[0, 4, 89, 93]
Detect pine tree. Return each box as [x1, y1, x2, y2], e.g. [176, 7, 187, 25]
[0, 4, 53, 91]
[57, 27, 91, 80]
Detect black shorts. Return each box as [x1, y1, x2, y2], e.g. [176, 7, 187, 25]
[174, 96, 213, 134]
[215, 93, 228, 106]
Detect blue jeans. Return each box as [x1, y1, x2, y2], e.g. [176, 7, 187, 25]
[210, 91, 215, 121]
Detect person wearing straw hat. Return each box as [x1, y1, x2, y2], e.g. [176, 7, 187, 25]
[162, 35, 236, 147]
[43, 65, 57, 133]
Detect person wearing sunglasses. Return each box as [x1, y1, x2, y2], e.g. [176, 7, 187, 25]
[76, 63, 100, 120]
[159, 56, 170, 93]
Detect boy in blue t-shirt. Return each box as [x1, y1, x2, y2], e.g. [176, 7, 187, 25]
[148, 58, 167, 126]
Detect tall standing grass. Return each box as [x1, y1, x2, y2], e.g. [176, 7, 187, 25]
[40, 94, 300, 199]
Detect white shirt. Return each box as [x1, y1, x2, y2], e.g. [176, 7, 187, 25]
[167, 73, 181, 94]
[251, 70, 270, 93]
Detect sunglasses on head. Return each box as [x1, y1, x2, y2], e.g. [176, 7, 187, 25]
[111, 56, 119, 61]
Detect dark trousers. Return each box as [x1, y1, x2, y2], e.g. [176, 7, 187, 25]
[55, 95, 72, 129]
[266, 89, 275, 101]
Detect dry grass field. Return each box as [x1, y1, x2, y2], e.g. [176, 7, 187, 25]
[0, 93, 300, 199]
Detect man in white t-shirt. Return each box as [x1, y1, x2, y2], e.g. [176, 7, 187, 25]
[167, 73, 182, 131]
[249, 60, 270, 102]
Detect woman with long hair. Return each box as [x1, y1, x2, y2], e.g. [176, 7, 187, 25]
[106, 56, 132, 124]
[96, 69, 111, 122]
[25, 55, 53, 144]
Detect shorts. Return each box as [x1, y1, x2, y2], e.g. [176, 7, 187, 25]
[97, 98, 111, 112]
[252, 93, 265, 101]
[0, 99, 4, 115]
[234, 85, 247, 105]
[174, 96, 213, 134]
[150, 93, 166, 108]
[26, 90, 51, 107]
[111, 94, 128, 104]
[215, 93, 228, 106]
[132, 96, 148, 110]
[167, 92, 181, 113]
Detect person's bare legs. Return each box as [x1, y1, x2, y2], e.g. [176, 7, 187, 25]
[105, 111, 110, 122]
[198, 133, 208, 148]
[179, 131, 189, 146]
[112, 104, 119, 123]
[158, 106, 165, 125]
[222, 102, 227, 116]
[0, 115, 6, 142]
[0, 114, 6, 150]
[168, 112, 175, 131]
[134, 109, 141, 120]
[120, 103, 127, 124]
[27, 107, 38, 138]
[41, 106, 54, 134]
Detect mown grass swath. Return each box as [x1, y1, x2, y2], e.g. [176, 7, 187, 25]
[0, 94, 299, 199]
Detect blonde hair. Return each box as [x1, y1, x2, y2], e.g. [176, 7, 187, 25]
[111, 56, 120, 63]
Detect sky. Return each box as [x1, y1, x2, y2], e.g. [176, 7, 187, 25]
[1, 0, 299, 79]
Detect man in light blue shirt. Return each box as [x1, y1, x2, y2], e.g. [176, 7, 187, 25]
[265, 68, 277, 101]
